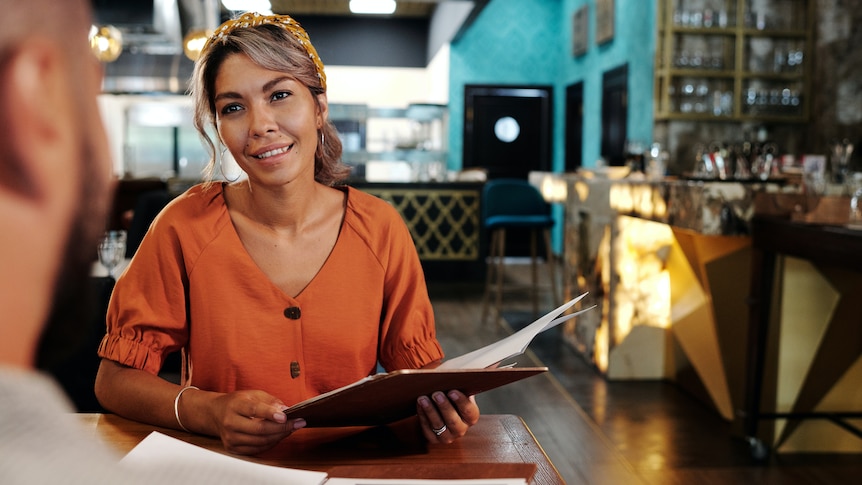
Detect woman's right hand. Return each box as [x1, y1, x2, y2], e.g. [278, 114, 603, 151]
[205, 389, 306, 455]
[95, 359, 304, 456]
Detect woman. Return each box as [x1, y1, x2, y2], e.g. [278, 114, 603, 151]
[94, 12, 479, 455]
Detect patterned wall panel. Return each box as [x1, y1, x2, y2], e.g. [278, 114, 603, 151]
[361, 186, 481, 261]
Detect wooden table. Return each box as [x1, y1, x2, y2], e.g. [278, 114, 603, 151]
[79, 414, 564, 484]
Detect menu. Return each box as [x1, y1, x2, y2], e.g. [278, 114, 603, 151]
[283, 293, 594, 427]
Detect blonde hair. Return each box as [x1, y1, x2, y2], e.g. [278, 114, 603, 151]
[190, 18, 348, 185]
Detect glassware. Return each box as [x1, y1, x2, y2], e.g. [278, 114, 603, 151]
[802, 171, 826, 214]
[98, 230, 127, 279]
[829, 138, 854, 184]
[646, 143, 668, 180]
[848, 173, 862, 229]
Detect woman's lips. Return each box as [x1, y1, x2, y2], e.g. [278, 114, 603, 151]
[255, 144, 293, 159]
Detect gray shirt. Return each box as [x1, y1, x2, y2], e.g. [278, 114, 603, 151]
[0, 367, 302, 484]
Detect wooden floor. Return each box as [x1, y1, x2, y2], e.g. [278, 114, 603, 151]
[427, 263, 862, 485]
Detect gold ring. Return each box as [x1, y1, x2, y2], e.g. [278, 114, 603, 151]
[433, 424, 447, 436]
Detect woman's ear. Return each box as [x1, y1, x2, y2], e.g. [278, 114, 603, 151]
[315, 92, 329, 128]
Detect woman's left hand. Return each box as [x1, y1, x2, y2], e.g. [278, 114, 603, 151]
[416, 390, 480, 443]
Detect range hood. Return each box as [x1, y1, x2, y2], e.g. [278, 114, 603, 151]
[102, 51, 195, 94]
[97, 0, 218, 93]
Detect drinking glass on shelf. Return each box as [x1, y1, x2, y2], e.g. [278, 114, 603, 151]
[98, 230, 127, 280]
[847, 174, 862, 229]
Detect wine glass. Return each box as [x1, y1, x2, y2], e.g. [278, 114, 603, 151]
[98, 230, 127, 280]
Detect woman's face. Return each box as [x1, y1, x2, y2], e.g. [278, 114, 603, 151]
[213, 53, 327, 187]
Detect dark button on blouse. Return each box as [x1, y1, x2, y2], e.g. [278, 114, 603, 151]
[290, 361, 301, 379]
[284, 306, 301, 320]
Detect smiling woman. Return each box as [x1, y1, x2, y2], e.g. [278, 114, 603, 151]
[212, 55, 324, 187]
[94, 12, 481, 457]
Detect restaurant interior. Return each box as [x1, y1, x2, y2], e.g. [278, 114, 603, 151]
[64, 0, 862, 483]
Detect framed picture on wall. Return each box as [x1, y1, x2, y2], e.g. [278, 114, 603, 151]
[572, 6, 588, 56]
[596, 0, 614, 45]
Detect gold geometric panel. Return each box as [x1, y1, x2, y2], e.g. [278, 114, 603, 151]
[773, 257, 836, 444]
[779, 356, 862, 452]
[667, 233, 735, 421]
[363, 188, 480, 261]
[773, 257, 862, 451]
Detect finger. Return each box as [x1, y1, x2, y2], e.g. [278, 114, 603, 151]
[418, 393, 455, 443]
[221, 419, 302, 454]
[232, 392, 291, 423]
[416, 395, 449, 442]
[448, 391, 480, 426]
[222, 431, 287, 455]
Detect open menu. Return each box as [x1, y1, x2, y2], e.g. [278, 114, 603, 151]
[283, 293, 595, 427]
[282, 367, 548, 427]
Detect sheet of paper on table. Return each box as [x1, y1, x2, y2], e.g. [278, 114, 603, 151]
[121, 432, 528, 485]
[121, 432, 328, 485]
[438, 292, 595, 370]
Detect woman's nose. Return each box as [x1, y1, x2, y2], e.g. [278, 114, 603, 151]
[248, 105, 277, 137]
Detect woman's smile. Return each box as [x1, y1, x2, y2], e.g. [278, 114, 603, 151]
[253, 144, 294, 160]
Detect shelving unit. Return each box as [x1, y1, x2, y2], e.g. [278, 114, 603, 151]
[329, 103, 448, 181]
[655, 0, 813, 123]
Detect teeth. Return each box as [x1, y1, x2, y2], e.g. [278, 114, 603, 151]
[256, 146, 291, 159]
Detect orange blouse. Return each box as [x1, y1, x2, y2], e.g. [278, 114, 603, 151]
[98, 183, 443, 406]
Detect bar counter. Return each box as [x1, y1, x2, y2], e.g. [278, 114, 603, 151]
[547, 171, 862, 454]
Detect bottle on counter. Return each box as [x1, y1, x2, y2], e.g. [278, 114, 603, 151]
[646, 143, 668, 180]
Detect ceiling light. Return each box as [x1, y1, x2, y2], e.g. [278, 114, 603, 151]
[89, 25, 123, 63]
[349, 0, 397, 15]
[221, 0, 272, 13]
[183, 29, 213, 61]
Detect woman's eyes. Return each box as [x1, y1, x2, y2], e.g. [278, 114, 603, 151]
[271, 91, 292, 102]
[218, 91, 292, 115]
[220, 104, 242, 115]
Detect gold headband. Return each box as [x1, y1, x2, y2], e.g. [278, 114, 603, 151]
[203, 12, 327, 90]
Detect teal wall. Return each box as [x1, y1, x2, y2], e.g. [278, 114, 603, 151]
[448, 0, 561, 171]
[448, 0, 656, 251]
[449, 0, 656, 172]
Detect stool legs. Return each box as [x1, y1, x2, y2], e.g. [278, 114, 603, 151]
[530, 228, 559, 317]
[542, 228, 559, 310]
[481, 228, 506, 326]
[481, 227, 558, 326]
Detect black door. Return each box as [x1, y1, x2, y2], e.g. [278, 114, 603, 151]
[463, 85, 553, 180]
[601, 64, 628, 167]
[565, 81, 584, 172]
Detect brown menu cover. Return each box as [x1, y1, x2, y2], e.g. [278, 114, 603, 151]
[283, 367, 548, 427]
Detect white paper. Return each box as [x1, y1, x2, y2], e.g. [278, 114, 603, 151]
[324, 479, 527, 485]
[121, 432, 328, 485]
[438, 293, 595, 370]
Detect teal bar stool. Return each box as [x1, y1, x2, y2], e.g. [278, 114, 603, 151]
[481, 179, 558, 326]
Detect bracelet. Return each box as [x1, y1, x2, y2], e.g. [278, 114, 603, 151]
[173, 385, 199, 432]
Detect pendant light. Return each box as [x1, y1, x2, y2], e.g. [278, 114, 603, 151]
[89, 25, 123, 63]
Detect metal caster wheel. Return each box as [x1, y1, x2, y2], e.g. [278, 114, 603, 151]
[747, 436, 769, 461]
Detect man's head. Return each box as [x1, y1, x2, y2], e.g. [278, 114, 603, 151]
[0, 0, 114, 368]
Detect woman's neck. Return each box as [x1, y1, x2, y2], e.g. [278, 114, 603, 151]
[227, 178, 322, 232]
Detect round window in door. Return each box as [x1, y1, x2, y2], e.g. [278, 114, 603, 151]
[494, 116, 520, 143]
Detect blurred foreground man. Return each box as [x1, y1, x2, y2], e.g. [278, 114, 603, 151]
[0, 0, 140, 482]
[0, 1, 275, 483]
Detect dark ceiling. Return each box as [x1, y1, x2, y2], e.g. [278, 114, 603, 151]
[268, 0, 438, 18]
